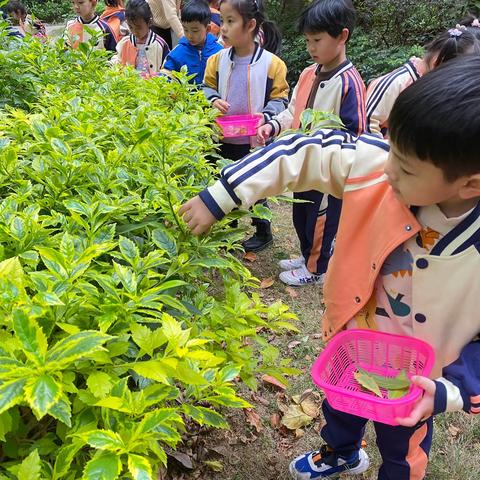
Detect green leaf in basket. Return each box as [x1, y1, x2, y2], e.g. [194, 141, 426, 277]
[353, 369, 382, 397]
[354, 368, 411, 399]
[356, 367, 410, 390]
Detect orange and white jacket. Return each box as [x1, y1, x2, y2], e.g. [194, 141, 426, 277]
[198, 129, 480, 412]
[112, 31, 170, 73]
[269, 61, 366, 136]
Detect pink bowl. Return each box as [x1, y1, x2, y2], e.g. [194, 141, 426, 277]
[311, 329, 435, 425]
[215, 114, 260, 138]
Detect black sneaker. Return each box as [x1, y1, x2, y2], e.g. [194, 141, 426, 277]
[242, 233, 273, 252]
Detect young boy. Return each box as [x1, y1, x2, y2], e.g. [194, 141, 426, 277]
[100, 0, 128, 41]
[208, 0, 221, 37]
[161, 0, 222, 84]
[65, 0, 117, 52]
[180, 55, 480, 479]
[257, 0, 366, 287]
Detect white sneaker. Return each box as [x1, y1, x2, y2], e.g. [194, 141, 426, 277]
[279, 265, 324, 286]
[278, 256, 305, 271]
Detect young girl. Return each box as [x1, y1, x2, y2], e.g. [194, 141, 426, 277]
[203, 0, 289, 252]
[100, 0, 128, 41]
[366, 27, 479, 137]
[459, 14, 480, 40]
[112, 0, 169, 75]
[4, 1, 47, 41]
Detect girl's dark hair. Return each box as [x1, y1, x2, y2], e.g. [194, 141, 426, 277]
[389, 55, 480, 182]
[125, 0, 152, 23]
[298, 0, 356, 41]
[424, 28, 480, 69]
[458, 14, 480, 41]
[5, 1, 27, 16]
[181, 0, 211, 26]
[219, 0, 282, 55]
[105, 0, 122, 7]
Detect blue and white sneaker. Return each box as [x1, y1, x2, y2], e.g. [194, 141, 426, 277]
[289, 445, 369, 479]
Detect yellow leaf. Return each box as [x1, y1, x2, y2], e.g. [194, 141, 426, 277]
[281, 404, 314, 430]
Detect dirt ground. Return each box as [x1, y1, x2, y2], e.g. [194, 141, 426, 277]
[168, 202, 480, 480]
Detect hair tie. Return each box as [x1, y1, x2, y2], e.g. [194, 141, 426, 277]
[449, 25, 466, 37]
[472, 19, 480, 28]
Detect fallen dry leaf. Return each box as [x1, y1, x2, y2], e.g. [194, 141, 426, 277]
[281, 404, 315, 430]
[285, 287, 299, 298]
[300, 395, 321, 418]
[169, 451, 194, 469]
[244, 408, 263, 432]
[260, 277, 274, 289]
[251, 393, 270, 407]
[270, 412, 281, 429]
[243, 251, 257, 262]
[277, 398, 290, 414]
[312, 333, 322, 339]
[288, 340, 301, 349]
[262, 374, 287, 390]
[448, 425, 460, 438]
[295, 428, 305, 438]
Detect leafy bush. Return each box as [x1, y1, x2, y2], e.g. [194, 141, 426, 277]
[0, 28, 297, 479]
[23, 0, 72, 23]
[354, 0, 471, 48]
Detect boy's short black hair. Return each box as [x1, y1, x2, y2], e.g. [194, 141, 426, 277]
[125, 0, 152, 23]
[298, 0, 356, 41]
[181, 0, 211, 27]
[389, 55, 480, 182]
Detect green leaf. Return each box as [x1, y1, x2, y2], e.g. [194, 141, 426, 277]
[182, 404, 228, 428]
[87, 372, 113, 399]
[161, 313, 190, 347]
[127, 454, 153, 480]
[12, 309, 48, 364]
[152, 227, 177, 258]
[113, 262, 137, 294]
[49, 395, 72, 427]
[0, 411, 13, 441]
[25, 374, 61, 419]
[354, 369, 383, 397]
[131, 323, 166, 357]
[53, 442, 83, 479]
[83, 452, 122, 480]
[136, 408, 182, 435]
[51, 138, 71, 157]
[0, 379, 26, 414]
[94, 397, 130, 413]
[17, 449, 41, 480]
[130, 359, 178, 384]
[80, 430, 125, 452]
[175, 362, 209, 385]
[119, 236, 140, 262]
[46, 331, 110, 366]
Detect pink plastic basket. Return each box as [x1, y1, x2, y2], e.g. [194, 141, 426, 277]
[311, 329, 435, 425]
[215, 114, 260, 138]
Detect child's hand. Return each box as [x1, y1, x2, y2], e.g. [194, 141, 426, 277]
[213, 99, 230, 114]
[179, 196, 217, 235]
[395, 376, 436, 427]
[257, 124, 273, 145]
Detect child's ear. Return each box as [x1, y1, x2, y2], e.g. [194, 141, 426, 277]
[339, 28, 349, 45]
[247, 18, 256, 35]
[459, 174, 480, 200]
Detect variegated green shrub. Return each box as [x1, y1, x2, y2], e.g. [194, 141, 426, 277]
[0, 25, 297, 479]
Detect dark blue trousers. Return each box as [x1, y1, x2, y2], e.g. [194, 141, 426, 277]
[292, 191, 342, 275]
[321, 400, 433, 480]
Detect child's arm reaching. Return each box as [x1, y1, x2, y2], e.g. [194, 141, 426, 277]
[397, 339, 480, 426]
[180, 129, 371, 234]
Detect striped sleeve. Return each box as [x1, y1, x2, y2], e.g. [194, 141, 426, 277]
[202, 53, 221, 102]
[339, 68, 366, 136]
[366, 66, 411, 137]
[434, 340, 480, 415]
[269, 80, 299, 137]
[199, 130, 358, 220]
